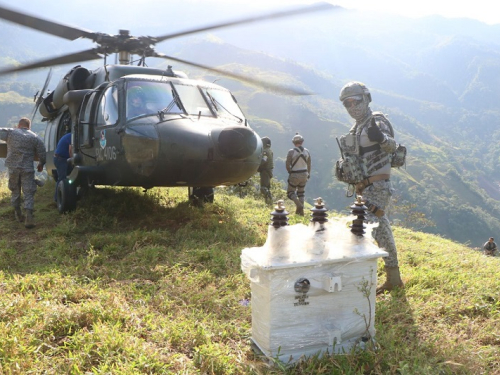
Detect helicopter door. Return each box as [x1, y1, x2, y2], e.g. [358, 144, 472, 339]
[78, 91, 97, 148]
[54, 111, 72, 147]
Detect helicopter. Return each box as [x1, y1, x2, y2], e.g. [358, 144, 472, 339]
[0, 2, 334, 213]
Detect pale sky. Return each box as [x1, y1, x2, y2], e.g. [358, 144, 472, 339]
[331, 0, 500, 25]
[231, 0, 500, 25]
[6, 0, 500, 27]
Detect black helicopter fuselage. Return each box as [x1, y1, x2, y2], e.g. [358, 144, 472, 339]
[43, 65, 262, 190]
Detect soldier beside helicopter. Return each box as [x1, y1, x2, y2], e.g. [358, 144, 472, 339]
[53, 132, 73, 202]
[0, 117, 46, 229]
[286, 133, 311, 216]
[336, 81, 404, 294]
[258, 136, 274, 205]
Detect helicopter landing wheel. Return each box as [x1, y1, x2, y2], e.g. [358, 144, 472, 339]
[56, 178, 77, 213]
[188, 187, 214, 206]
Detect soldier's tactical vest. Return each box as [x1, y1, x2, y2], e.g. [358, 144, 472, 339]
[289, 147, 309, 173]
[335, 112, 406, 184]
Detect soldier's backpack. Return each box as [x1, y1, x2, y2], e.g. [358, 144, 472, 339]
[372, 112, 406, 168]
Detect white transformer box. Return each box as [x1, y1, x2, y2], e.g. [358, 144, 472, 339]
[241, 221, 387, 363]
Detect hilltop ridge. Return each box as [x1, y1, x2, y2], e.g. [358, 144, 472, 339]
[0, 179, 499, 373]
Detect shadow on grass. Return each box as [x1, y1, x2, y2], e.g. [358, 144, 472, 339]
[0, 182, 269, 279]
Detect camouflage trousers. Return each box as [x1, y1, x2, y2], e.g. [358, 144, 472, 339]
[8, 168, 37, 210]
[287, 172, 308, 206]
[260, 169, 273, 202]
[260, 169, 272, 190]
[359, 179, 399, 268]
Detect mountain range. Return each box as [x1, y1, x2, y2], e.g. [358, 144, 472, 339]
[1, 1, 500, 246]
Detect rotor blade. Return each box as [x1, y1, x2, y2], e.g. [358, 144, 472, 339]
[154, 53, 313, 96]
[0, 49, 102, 76]
[31, 68, 53, 122]
[0, 3, 95, 40]
[154, 3, 337, 43]
[40, 68, 53, 97]
[30, 101, 39, 123]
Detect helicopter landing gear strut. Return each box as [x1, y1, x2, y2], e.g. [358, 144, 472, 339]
[56, 178, 77, 213]
[188, 187, 214, 207]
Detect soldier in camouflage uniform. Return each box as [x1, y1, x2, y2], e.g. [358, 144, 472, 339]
[258, 137, 274, 205]
[0, 117, 46, 229]
[483, 237, 497, 256]
[286, 133, 311, 216]
[339, 82, 403, 293]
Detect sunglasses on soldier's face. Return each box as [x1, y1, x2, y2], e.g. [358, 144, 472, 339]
[343, 96, 363, 108]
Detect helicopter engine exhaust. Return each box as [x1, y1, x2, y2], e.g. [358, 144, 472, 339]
[40, 66, 91, 118]
[216, 126, 258, 160]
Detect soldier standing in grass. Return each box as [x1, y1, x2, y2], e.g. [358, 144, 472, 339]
[483, 237, 497, 256]
[0, 117, 46, 229]
[258, 136, 274, 205]
[338, 81, 403, 293]
[286, 133, 311, 216]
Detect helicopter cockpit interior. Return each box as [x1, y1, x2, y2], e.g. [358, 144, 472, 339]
[124, 77, 246, 123]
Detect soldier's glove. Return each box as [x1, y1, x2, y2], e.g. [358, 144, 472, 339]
[367, 118, 385, 143]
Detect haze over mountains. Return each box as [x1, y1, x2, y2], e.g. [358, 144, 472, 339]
[1, 1, 500, 246]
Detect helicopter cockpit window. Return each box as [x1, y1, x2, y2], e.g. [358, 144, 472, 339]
[201, 88, 245, 123]
[172, 83, 213, 117]
[96, 86, 118, 126]
[126, 81, 183, 120]
[82, 92, 96, 124]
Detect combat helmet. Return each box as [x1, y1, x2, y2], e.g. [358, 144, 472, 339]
[292, 133, 304, 143]
[261, 136, 271, 147]
[339, 81, 372, 103]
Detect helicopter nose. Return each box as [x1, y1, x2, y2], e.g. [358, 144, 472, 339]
[216, 126, 258, 160]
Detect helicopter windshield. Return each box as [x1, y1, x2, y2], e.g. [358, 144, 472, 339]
[126, 81, 183, 120]
[172, 83, 213, 117]
[201, 88, 245, 123]
[126, 80, 245, 122]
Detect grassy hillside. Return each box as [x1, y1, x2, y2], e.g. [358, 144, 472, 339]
[0, 176, 499, 374]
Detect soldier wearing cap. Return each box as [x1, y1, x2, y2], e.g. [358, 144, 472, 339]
[258, 136, 274, 205]
[339, 81, 403, 293]
[0, 117, 46, 229]
[286, 133, 311, 216]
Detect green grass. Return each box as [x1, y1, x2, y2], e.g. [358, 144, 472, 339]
[0, 177, 499, 374]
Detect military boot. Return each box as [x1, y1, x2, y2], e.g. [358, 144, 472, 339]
[289, 195, 303, 215]
[14, 206, 24, 222]
[24, 209, 35, 229]
[294, 196, 305, 216]
[376, 266, 404, 294]
[265, 191, 274, 205]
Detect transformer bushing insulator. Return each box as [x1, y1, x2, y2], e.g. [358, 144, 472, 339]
[350, 196, 367, 236]
[310, 197, 328, 229]
[270, 200, 289, 228]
